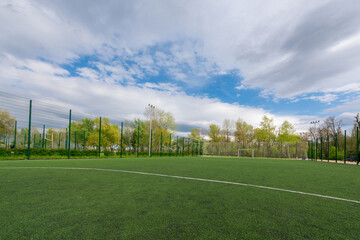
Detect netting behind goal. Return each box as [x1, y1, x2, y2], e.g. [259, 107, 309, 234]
[204, 141, 308, 159]
[238, 149, 254, 158]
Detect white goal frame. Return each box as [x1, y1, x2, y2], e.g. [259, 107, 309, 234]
[238, 149, 254, 158]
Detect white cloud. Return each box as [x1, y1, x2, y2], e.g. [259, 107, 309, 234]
[0, 54, 312, 133]
[327, 32, 360, 53]
[235, 85, 247, 90]
[302, 94, 338, 104]
[2, 0, 360, 133]
[324, 97, 360, 114]
[1, 0, 339, 95]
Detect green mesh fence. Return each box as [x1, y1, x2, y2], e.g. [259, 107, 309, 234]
[0, 91, 197, 159]
[0, 90, 359, 164]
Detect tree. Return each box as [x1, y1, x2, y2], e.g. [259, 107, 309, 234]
[87, 117, 120, 149]
[0, 108, 15, 141]
[208, 124, 223, 142]
[254, 115, 276, 142]
[131, 118, 148, 151]
[323, 116, 342, 137]
[222, 119, 233, 142]
[277, 120, 299, 142]
[144, 105, 177, 151]
[234, 119, 254, 142]
[355, 113, 360, 127]
[189, 128, 201, 139]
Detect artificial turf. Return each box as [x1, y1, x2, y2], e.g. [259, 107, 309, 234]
[0, 157, 359, 239]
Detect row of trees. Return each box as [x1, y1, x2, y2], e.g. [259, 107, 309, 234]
[190, 116, 300, 143]
[306, 115, 360, 158]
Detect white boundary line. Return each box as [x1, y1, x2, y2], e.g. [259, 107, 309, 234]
[1, 166, 360, 204]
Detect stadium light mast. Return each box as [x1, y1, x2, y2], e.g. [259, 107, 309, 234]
[310, 120, 320, 160]
[148, 104, 155, 157]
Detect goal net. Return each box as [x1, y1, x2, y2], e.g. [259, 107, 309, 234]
[238, 149, 254, 158]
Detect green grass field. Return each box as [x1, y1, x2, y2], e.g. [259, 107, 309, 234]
[1, 157, 360, 239]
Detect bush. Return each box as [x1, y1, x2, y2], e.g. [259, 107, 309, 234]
[0, 148, 98, 159]
[329, 146, 344, 160]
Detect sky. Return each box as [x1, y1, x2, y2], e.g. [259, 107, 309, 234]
[1, 0, 360, 135]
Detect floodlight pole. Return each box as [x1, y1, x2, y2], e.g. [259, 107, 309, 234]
[310, 120, 320, 161]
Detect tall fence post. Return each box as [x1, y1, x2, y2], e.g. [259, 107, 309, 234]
[335, 133, 338, 163]
[65, 128, 68, 150]
[137, 125, 139, 158]
[68, 110, 72, 159]
[192, 139, 194, 156]
[74, 131, 77, 150]
[42, 124, 45, 148]
[327, 135, 330, 162]
[176, 136, 178, 156]
[120, 122, 123, 158]
[150, 129, 152, 157]
[58, 133, 61, 149]
[188, 138, 190, 156]
[182, 137, 185, 156]
[169, 134, 171, 157]
[160, 132, 162, 157]
[14, 120, 17, 148]
[320, 137, 323, 162]
[83, 130, 86, 151]
[98, 117, 102, 158]
[315, 139, 318, 161]
[27, 100, 32, 160]
[198, 140, 200, 156]
[357, 126, 359, 165]
[344, 130, 346, 164]
[307, 141, 310, 160]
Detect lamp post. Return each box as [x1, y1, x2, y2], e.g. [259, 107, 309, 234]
[310, 120, 320, 161]
[148, 104, 155, 157]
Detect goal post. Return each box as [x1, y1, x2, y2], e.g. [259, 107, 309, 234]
[238, 149, 254, 158]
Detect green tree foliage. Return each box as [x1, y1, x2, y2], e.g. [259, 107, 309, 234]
[87, 117, 120, 149]
[234, 119, 254, 143]
[208, 124, 223, 142]
[277, 120, 300, 142]
[221, 119, 233, 142]
[0, 108, 15, 141]
[254, 115, 276, 142]
[131, 118, 147, 151]
[189, 128, 201, 140]
[143, 105, 177, 151]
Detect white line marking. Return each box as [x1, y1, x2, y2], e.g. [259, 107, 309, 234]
[1, 167, 360, 204]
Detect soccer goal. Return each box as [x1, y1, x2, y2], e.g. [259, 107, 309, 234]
[238, 149, 254, 158]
